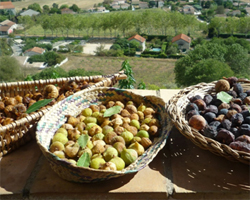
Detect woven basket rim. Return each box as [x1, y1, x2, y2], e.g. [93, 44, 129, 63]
[35, 87, 170, 181]
[0, 70, 126, 87]
[0, 71, 126, 133]
[166, 79, 250, 165]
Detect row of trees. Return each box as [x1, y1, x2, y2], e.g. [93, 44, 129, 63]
[18, 10, 203, 38]
[17, 9, 250, 39]
[24, 3, 81, 14]
[209, 16, 250, 37]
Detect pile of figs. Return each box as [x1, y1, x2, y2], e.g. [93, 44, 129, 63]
[0, 80, 95, 126]
[49, 100, 160, 171]
[186, 77, 250, 153]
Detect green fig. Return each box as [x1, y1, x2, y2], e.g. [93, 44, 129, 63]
[121, 130, 134, 145]
[110, 157, 125, 170]
[130, 119, 140, 129]
[85, 123, 97, 131]
[56, 127, 68, 137]
[52, 133, 68, 145]
[103, 146, 118, 162]
[53, 150, 65, 158]
[84, 116, 97, 124]
[50, 141, 65, 153]
[136, 130, 149, 138]
[90, 157, 106, 169]
[102, 125, 114, 135]
[92, 133, 105, 141]
[128, 142, 145, 156]
[138, 103, 146, 112]
[121, 149, 138, 166]
[82, 107, 93, 117]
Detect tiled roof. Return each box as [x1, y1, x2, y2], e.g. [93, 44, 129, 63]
[171, 34, 191, 43]
[20, 9, 40, 16]
[0, 19, 15, 26]
[25, 47, 45, 54]
[0, 26, 10, 32]
[0, 1, 15, 9]
[128, 34, 146, 42]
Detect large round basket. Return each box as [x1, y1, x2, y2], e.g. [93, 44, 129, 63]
[166, 79, 250, 165]
[36, 87, 171, 183]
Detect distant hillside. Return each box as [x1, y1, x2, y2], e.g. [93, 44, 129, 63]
[12, 0, 104, 11]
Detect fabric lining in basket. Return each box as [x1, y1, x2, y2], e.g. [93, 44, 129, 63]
[0, 71, 127, 158]
[166, 79, 250, 165]
[36, 87, 171, 183]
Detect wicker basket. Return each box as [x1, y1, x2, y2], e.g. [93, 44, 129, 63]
[166, 79, 250, 165]
[0, 71, 127, 158]
[36, 87, 171, 183]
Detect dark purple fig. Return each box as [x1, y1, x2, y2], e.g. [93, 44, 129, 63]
[215, 129, 235, 145]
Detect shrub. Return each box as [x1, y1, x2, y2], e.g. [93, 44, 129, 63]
[68, 69, 102, 77]
[110, 44, 121, 50]
[31, 67, 68, 80]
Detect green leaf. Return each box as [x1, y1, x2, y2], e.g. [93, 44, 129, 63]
[217, 91, 233, 103]
[26, 99, 53, 114]
[77, 152, 90, 167]
[77, 134, 89, 149]
[103, 105, 122, 117]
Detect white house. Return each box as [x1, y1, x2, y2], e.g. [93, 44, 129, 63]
[171, 33, 191, 52]
[128, 34, 146, 51]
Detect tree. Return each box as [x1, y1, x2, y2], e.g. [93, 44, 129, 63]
[118, 12, 133, 37]
[39, 15, 50, 36]
[18, 15, 34, 36]
[224, 17, 239, 35]
[184, 14, 198, 36]
[60, 4, 69, 9]
[187, 59, 234, 86]
[70, 4, 80, 12]
[216, 5, 225, 14]
[169, 12, 185, 35]
[0, 56, 23, 82]
[189, 42, 228, 62]
[28, 3, 42, 13]
[239, 17, 250, 37]
[52, 3, 59, 9]
[208, 17, 226, 37]
[224, 43, 250, 76]
[43, 5, 50, 14]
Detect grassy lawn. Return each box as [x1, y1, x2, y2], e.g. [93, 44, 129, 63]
[23, 54, 177, 89]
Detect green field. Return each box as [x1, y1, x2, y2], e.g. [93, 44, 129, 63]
[24, 54, 177, 89]
[13, 0, 103, 11]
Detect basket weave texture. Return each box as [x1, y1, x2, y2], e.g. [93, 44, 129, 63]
[166, 79, 250, 165]
[36, 87, 171, 183]
[0, 71, 126, 158]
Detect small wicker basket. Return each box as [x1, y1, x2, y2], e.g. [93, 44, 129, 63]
[0, 71, 127, 158]
[36, 87, 171, 183]
[166, 79, 250, 165]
